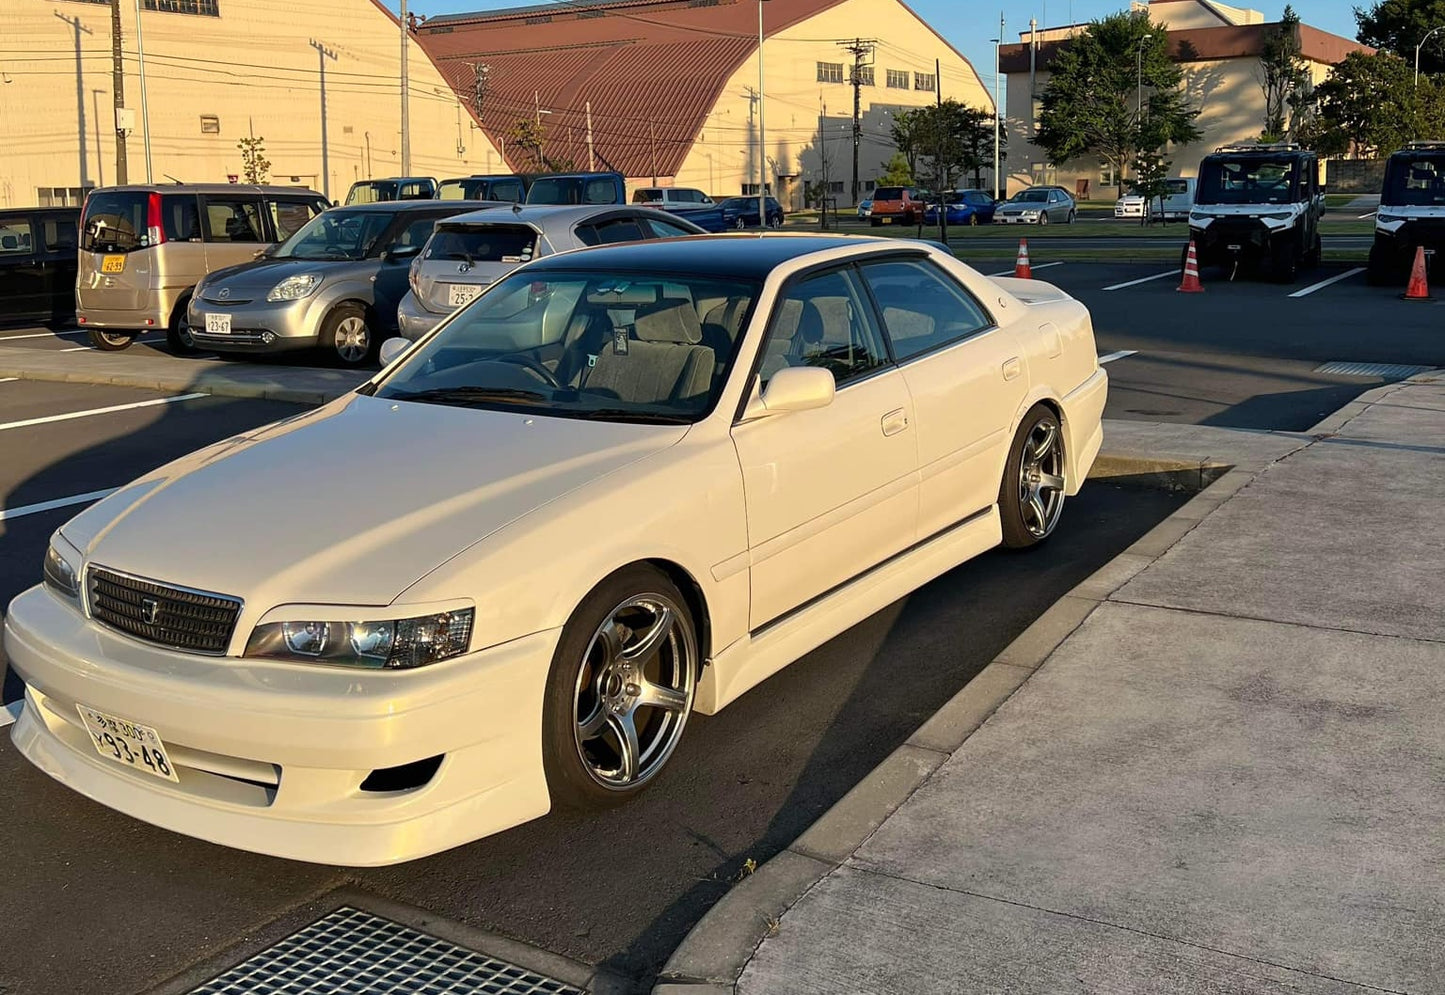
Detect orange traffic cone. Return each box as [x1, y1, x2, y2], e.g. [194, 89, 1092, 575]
[1402, 245, 1433, 301]
[1014, 238, 1032, 279]
[1177, 240, 1204, 293]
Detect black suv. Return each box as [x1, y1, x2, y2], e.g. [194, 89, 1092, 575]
[0, 206, 80, 325]
[1368, 141, 1445, 284]
[1187, 144, 1324, 282]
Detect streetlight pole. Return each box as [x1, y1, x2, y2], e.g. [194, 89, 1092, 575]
[400, 0, 411, 176]
[133, 0, 153, 183]
[993, 12, 1003, 200]
[1417, 26, 1445, 88]
[757, 0, 767, 229]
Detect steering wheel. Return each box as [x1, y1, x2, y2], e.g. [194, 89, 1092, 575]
[494, 354, 562, 388]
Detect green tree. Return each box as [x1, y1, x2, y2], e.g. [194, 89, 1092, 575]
[889, 112, 923, 179]
[1034, 11, 1201, 196]
[508, 118, 546, 169]
[1259, 5, 1310, 141]
[236, 136, 270, 185]
[878, 151, 913, 186]
[958, 105, 1005, 189]
[1127, 149, 1172, 226]
[1356, 0, 1445, 74]
[1297, 50, 1445, 156]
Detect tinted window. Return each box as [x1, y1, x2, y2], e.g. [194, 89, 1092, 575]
[202, 198, 265, 242]
[590, 217, 646, 244]
[761, 269, 887, 388]
[1383, 154, 1445, 206]
[392, 214, 446, 250]
[425, 224, 537, 263]
[0, 220, 32, 255]
[644, 218, 699, 239]
[43, 217, 79, 252]
[491, 180, 526, 202]
[269, 198, 323, 241]
[160, 194, 201, 241]
[861, 259, 993, 361]
[873, 187, 904, 200]
[80, 191, 147, 253]
[632, 189, 662, 203]
[399, 181, 434, 200]
[1013, 190, 1049, 203]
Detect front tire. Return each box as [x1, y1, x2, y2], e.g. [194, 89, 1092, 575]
[1039, 211, 1050, 226]
[167, 292, 197, 355]
[87, 329, 133, 351]
[542, 565, 699, 809]
[322, 302, 376, 367]
[1067, 210, 1077, 225]
[999, 405, 1067, 549]
[1273, 241, 1300, 283]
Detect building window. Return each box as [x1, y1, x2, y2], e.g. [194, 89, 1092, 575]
[827, 181, 845, 194]
[914, 72, 936, 92]
[143, 0, 220, 13]
[817, 61, 844, 84]
[886, 69, 909, 89]
[199, 115, 221, 134]
[853, 65, 874, 87]
[741, 183, 773, 196]
[864, 179, 876, 191]
[36, 186, 93, 207]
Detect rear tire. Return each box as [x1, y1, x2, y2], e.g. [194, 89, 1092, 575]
[999, 404, 1067, 549]
[166, 292, 197, 355]
[87, 329, 133, 351]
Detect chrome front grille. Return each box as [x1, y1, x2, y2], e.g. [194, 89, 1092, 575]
[87, 566, 242, 655]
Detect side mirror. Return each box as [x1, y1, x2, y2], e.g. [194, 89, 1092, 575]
[382, 244, 422, 263]
[253, 246, 274, 261]
[747, 366, 835, 418]
[378, 337, 410, 367]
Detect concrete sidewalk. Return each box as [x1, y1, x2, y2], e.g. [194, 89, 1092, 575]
[659, 372, 1445, 994]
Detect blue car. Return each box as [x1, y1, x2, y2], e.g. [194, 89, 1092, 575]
[718, 196, 786, 229]
[922, 189, 998, 226]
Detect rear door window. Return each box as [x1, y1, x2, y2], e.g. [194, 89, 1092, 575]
[160, 194, 201, 242]
[269, 198, 325, 241]
[43, 216, 79, 252]
[860, 258, 993, 362]
[80, 190, 147, 253]
[425, 224, 537, 263]
[202, 197, 266, 243]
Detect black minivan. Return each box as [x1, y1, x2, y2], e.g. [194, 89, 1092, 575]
[0, 207, 81, 325]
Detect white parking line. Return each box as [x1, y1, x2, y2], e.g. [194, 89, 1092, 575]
[0, 393, 207, 434]
[988, 261, 1065, 277]
[0, 701, 21, 729]
[1098, 350, 1138, 365]
[0, 377, 17, 384]
[0, 329, 88, 341]
[60, 346, 91, 352]
[1102, 270, 1178, 291]
[0, 487, 119, 523]
[1288, 267, 1366, 299]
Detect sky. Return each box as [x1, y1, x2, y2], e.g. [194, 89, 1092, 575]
[385, 0, 1364, 96]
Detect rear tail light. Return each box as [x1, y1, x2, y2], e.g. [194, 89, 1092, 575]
[408, 256, 422, 298]
[147, 192, 165, 247]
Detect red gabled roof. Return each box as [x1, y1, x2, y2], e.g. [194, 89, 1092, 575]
[415, 0, 853, 178]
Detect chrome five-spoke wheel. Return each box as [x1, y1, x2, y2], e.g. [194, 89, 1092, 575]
[543, 565, 698, 806]
[1000, 404, 1066, 548]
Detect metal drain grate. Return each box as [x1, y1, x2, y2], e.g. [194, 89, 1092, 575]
[188, 906, 585, 995]
[1313, 361, 1434, 379]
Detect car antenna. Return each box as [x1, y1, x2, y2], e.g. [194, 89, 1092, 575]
[164, 174, 185, 185]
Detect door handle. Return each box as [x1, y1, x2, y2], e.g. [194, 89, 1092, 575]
[880, 408, 909, 437]
[1002, 357, 1023, 381]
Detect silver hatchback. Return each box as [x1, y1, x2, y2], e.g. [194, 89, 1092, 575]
[397, 205, 705, 339]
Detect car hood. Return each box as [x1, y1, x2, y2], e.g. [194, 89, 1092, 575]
[60, 395, 687, 608]
[999, 202, 1045, 213]
[201, 258, 364, 297]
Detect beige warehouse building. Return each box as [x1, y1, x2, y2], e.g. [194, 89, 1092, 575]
[0, 0, 502, 207]
[1000, 0, 1368, 199]
[416, 0, 993, 208]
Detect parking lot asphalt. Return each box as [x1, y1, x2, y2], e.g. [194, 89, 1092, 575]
[0, 378, 1187, 994]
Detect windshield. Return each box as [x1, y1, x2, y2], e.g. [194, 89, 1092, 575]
[1164, 179, 1190, 196]
[528, 177, 618, 205]
[873, 187, 904, 200]
[81, 191, 148, 253]
[1196, 157, 1300, 205]
[274, 209, 394, 260]
[375, 270, 759, 424]
[1383, 154, 1445, 206]
[1011, 190, 1049, 204]
[424, 225, 537, 264]
[346, 182, 397, 205]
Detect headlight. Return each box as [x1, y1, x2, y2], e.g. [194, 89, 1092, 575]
[266, 274, 322, 302]
[43, 536, 81, 602]
[244, 608, 474, 669]
[1262, 212, 1293, 221]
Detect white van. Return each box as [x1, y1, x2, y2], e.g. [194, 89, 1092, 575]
[1153, 177, 1196, 221]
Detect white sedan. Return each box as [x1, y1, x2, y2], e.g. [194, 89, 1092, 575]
[6, 235, 1107, 865]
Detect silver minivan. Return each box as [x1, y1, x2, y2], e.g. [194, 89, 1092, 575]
[76, 184, 329, 352]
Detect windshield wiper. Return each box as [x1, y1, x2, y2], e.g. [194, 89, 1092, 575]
[570, 408, 692, 424]
[390, 385, 549, 407]
[447, 251, 476, 266]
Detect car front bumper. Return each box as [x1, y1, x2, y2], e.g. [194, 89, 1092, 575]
[397, 292, 446, 341]
[5, 585, 557, 865]
[998, 214, 1041, 225]
[187, 295, 322, 353]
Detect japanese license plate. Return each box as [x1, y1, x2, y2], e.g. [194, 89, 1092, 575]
[101, 255, 125, 274]
[879, 217, 893, 225]
[448, 284, 482, 308]
[77, 704, 178, 782]
[205, 313, 232, 335]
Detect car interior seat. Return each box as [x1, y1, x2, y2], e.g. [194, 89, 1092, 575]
[579, 290, 715, 405]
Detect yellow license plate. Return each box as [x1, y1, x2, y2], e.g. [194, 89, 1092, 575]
[101, 255, 126, 274]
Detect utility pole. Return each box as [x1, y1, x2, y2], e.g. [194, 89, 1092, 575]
[936, 56, 946, 244]
[818, 96, 829, 229]
[757, 0, 767, 231]
[310, 39, 337, 198]
[400, 0, 411, 175]
[110, 0, 128, 185]
[840, 38, 875, 208]
[585, 101, 595, 171]
[649, 119, 657, 185]
[994, 12, 1003, 199]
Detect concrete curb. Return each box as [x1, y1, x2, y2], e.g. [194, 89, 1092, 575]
[652, 455, 1266, 994]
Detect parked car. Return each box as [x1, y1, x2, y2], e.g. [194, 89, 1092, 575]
[857, 198, 873, 219]
[0, 206, 80, 325]
[344, 177, 439, 205]
[1188, 143, 1323, 282]
[5, 233, 1107, 865]
[438, 174, 530, 202]
[76, 183, 330, 352]
[1115, 178, 1195, 221]
[1114, 192, 1148, 219]
[627, 186, 728, 232]
[1369, 141, 1445, 284]
[717, 196, 785, 229]
[869, 186, 926, 225]
[923, 190, 997, 226]
[187, 201, 492, 366]
[525, 172, 627, 206]
[997, 187, 1076, 225]
[397, 204, 706, 339]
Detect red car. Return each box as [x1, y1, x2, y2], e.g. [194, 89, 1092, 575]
[869, 186, 925, 226]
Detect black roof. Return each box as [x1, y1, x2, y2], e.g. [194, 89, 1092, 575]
[525, 234, 916, 280]
[330, 200, 497, 214]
